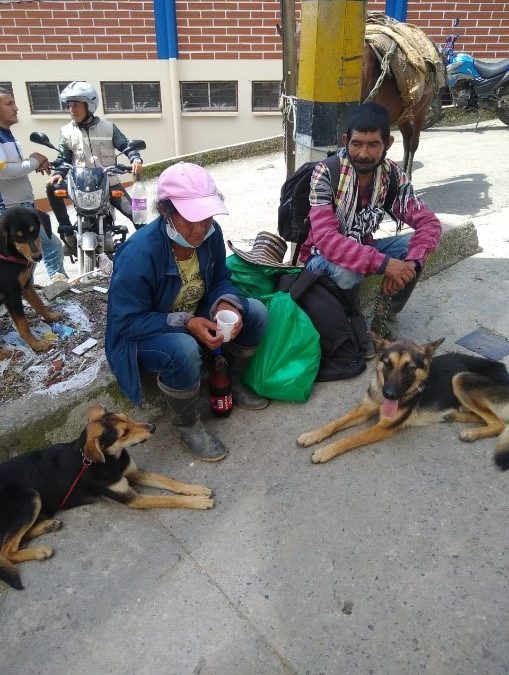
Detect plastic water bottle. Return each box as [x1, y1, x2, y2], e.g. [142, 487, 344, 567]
[209, 348, 233, 418]
[131, 176, 147, 227]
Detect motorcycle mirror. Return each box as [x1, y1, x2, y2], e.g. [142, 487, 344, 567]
[29, 132, 58, 151]
[453, 18, 460, 27]
[123, 139, 146, 154]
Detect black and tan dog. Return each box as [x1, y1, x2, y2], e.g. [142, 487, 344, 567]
[298, 334, 509, 468]
[0, 205, 62, 354]
[0, 405, 213, 590]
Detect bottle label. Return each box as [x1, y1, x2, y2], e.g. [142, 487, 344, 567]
[210, 393, 233, 415]
[132, 198, 147, 210]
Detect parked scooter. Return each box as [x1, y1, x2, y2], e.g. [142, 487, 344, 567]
[30, 132, 146, 274]
[439, 18, 509, 128]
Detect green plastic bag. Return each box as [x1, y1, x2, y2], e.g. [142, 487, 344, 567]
[226, 254, 300, 303]
[243, 291, 320, 402]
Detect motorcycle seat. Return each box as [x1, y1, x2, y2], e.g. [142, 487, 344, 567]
[474, 59, 509, 79]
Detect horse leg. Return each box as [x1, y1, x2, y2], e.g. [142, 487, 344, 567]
[398, 120, 413, 178]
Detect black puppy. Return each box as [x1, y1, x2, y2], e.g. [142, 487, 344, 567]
[0, 405, 214, 590]
[0, 205, 62, 353]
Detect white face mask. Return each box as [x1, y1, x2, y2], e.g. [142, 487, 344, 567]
[166, 217, 214, 248]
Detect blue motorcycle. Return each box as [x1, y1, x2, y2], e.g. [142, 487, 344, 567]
[442, 18, 509, 127]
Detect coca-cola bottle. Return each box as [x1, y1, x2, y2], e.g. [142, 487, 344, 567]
[209, 348, 233, 417]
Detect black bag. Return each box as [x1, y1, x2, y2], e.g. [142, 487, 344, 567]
[277, 155, 400, 264]
[278, 269, 367, 381]
[277, 153, 341, 246]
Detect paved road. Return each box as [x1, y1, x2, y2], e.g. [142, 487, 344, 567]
[8, 119, 509, 674]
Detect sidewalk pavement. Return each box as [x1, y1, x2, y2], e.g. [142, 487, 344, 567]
[2, 120, 509, 675]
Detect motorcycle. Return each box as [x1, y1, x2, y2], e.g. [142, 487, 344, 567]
[30, 132, 146, 274]
[429, 18, 509, 129]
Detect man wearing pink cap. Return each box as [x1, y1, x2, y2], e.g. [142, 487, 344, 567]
[105, 162, 268, 462]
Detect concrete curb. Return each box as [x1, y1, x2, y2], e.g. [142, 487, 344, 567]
[0, 217, 479, 460]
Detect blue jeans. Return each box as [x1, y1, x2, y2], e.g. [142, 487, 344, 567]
[305, 233, 412, 289]
[1, 201, 66, 280]
[137, 298, 268, 391]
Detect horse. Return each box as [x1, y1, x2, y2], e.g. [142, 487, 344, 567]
[361, 42, 437, 180]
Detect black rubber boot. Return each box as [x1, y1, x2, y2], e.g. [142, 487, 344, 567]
[222, 344, 269, 410]
[158, 378, 227, 462]
[371, 272, 421, 340]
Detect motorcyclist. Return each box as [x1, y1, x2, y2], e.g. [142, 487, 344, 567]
[46, 81, 144, 250]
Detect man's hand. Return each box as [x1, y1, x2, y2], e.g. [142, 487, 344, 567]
[382, 259, 416, 295]
[186, 317, 223, 350]
[30, 152, 51, 175]
[131, 160, 142, 177]
[47, 173, 63, 186]
[214, 302, 243, 341]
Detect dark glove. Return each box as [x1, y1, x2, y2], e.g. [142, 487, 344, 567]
[58, 223, 74, 238]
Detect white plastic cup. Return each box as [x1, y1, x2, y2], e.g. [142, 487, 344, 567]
[215, 309, 238, 343]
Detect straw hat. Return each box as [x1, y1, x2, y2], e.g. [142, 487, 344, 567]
[227, 231, 289, 268]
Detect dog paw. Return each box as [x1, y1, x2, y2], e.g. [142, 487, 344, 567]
[34, 546, 54, 560]
[459, 429, 476, 442]
[44, 519, 63, 532]
[185, 485, 213, 497]
[192, 496, 214, 510]
[44, 311, 63, 322]
[29, 339, 51, 352]
[311, 447, 333, 464]
[297, 431, 319, 447]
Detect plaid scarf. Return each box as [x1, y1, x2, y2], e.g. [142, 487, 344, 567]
[334, 147, 417, 243]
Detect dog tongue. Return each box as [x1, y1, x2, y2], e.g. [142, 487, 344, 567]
[382, 398, 399, 417]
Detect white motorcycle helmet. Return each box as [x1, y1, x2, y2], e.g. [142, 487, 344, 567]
[59, 81, 99, 115]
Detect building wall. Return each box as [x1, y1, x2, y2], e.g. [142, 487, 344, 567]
[0, 0, 157, 59]
[1, 1, 508, 201]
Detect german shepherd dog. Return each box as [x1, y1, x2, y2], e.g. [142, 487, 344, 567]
[0, 205, 62, 354]
[0, 405, 213, 590]
[297, 334, 509, 469]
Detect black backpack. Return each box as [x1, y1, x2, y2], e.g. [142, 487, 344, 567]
[277, 154, 400, 264]
[278, 268, 368, 381]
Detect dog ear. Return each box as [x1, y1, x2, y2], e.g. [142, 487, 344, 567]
[423, 337, 445, 356]
[31, 209, 52, 240]
[83, 434, 106, 464]
[87, 405, 107, 422]
[367, 330, 388, 353]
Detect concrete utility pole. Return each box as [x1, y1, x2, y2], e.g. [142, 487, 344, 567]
[295, 0, 367, 166]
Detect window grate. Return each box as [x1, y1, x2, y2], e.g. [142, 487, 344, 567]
[26, 82, 70, 113]
[180, 81, 237, 112]
[102, 82, 161, 113]
[252, 81, 281, 112]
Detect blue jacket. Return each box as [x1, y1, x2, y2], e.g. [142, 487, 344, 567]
[105, 217, 247, 405]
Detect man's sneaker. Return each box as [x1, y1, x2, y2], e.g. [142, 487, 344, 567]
[49, 272, 68, 283]
[363, 339, 376, 360]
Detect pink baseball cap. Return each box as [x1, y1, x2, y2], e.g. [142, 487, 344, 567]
[156, 162, 229, 222]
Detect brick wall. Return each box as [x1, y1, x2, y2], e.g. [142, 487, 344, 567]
[176, 0, 509, 60]
[368, 1, 509, 58]
[0, 0, 157, 60]
[0, 1, 507, 61]
[176, 0, 286, 60]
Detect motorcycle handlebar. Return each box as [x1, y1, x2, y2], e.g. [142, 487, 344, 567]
[48, 162, 132, 174]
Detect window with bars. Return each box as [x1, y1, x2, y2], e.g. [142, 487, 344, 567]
[26, 82, 70, 113]
[101, 82, 161, 113]
[252, 81, 281, 112]
[180, 81, 237, 112]
[0, 82, 14, 96]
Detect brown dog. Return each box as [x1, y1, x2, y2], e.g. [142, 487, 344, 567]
[298, 334, 509, 468]
[0, 205, 62, 353]
[0, 405, 213, 590]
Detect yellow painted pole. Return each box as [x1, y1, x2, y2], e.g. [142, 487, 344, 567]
[296, 0, 367, 164]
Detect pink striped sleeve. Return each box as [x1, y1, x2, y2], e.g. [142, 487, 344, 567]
[302, 204, 387, 274]
[392, 200, 442, 263]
